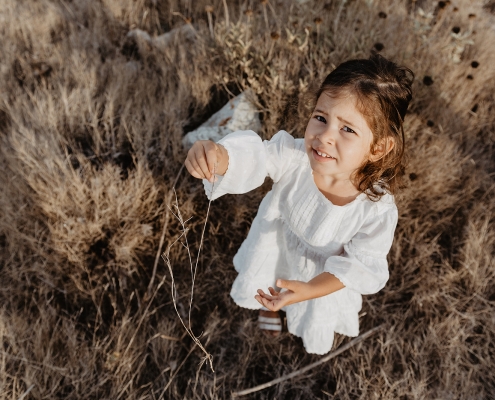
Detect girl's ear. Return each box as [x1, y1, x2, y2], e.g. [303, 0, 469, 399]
[369, 137, 395, 162]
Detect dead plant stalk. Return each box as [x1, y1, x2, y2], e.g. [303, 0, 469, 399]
[231, 324, 384, 397]
[161, 169, 217, 372]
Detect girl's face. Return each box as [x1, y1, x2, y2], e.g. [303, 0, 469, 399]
[304, 91, 374, 185]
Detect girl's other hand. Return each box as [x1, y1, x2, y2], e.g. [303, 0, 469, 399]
[185, 140, 229, 182]
[255, 279, 311, 311]
[255, 273, 345, 311]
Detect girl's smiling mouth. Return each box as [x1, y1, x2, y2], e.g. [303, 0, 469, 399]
[312, 148, 336, 162]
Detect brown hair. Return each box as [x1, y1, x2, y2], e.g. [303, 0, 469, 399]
[316, 54, 414, 201]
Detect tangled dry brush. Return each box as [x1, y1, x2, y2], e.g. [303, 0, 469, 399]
[1, 0, 495, 398]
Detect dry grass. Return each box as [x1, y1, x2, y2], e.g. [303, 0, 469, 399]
[1, 0, 494, 398]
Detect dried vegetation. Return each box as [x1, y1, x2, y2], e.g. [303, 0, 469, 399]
[1, 0, 495, 398]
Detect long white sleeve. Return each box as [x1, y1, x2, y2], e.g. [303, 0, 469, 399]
[203, 130, 299, 200]
[323, 205, 398, 295]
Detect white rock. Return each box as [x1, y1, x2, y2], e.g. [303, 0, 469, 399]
[124, 61, 140, 74]
[153, 25, 196, 50]
[125, 29, 152, 54]
[126, 25, 196, 54]
[182, 90, 261, 148]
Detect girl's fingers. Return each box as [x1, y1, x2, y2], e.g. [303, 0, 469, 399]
[204, 143, 218, 175]
[184, 158, 203, 179]
[256, 295, 275, 311]
[185, 146, 206, 179]
[185, 140, 223, 181]
[255, 295, 273, 310]
[257, 289, 271, 299]
[193, 146, 213, 181]
[268, 287, 279, 296]
[257, 289, 278, 301]
[187, 156, 207, 180]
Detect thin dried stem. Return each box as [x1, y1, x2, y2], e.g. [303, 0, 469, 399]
[160, 170, 217, 372]
[231, 325, 384, 397]
[17, 384, 35, 400]
[158, 345, 196, 399]
[171, 11, 197, 36]
[333, 0, 347, 33]
[190, 176, 216, 326]
[222, 0, 230, 28]
[147, 164, 185, 298]
[262, 1, 269, 31]
[206, 8, 214, 38]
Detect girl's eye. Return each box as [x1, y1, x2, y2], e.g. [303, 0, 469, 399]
[314, 115, 327, 123]
[342, 125, 356, 134]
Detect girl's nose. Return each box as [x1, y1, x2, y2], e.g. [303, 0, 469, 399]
[317, 125, 337, 144]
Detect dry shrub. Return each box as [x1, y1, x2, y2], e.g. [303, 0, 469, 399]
[1, 0, 495, 398]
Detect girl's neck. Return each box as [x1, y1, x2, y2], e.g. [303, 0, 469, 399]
[312, 172, 360, 206]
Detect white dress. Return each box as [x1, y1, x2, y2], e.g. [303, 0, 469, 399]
[203, 130, 398, 355]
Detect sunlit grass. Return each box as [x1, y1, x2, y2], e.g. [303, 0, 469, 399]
[0, 0, 494, 398]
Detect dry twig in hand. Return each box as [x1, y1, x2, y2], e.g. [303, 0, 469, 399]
[148, 164, 185, 298]
[161, 170, 217, 372]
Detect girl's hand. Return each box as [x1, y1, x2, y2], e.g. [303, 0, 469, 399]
[255, 279, 311, 311]
[185, 140, 229, 182]
[254, 273, 345, 311]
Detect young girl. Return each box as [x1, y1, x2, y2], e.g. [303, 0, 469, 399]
[185, 54, 413, 355]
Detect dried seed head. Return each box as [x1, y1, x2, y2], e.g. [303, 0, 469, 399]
[453, 7, 458, 11]
[271, 31, 280, 40]
[438, 1, 447, 9]
[373, 42, 384, 52]
[185, 17, 192, 24]
[427, 120, 434, 127]
[205, 5, 213, 13]
[31, 62, 52, 77]
[471, 61, 479, 68]
[469, 13, 476, 19]
[292, 21, 299, 28]
[314, 17, 322, 25]
[452, 26, 460, 34]
[305, 25, 312, 32]
[378, 11, 387, 18]
[423, 76, 434, 86]
[244, 9, 253, 16]
[466, 74, 473, 80]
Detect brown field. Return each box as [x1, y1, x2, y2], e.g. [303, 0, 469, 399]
[1, 0, 495, 398]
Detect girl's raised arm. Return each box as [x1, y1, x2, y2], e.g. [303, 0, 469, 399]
[189, 130, 298, 201]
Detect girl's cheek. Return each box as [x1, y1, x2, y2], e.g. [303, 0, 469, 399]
[310, 122, 325, 136]
[305, 121, 314, 133]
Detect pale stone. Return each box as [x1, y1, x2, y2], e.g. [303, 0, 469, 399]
[124, 61, 140, 74]
[125, 29, 152, 54]
[153, 25, 196, 50]
[126, 25, 196, 54]
[182, 90, 261, 148]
